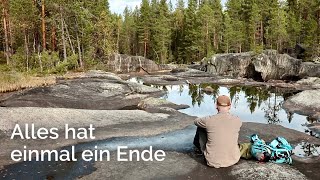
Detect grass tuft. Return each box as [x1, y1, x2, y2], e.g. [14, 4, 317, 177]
[0, 72, 56, 93]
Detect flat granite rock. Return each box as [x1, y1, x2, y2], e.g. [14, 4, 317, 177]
[283, 90, 320, 119]
[0, 73, 163, 110]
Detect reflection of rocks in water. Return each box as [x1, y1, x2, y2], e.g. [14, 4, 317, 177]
[306, 123, 320, 138]
[306, 117, 319, 124]
[293, 142, 320, 157]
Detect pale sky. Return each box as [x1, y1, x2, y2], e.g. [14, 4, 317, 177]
[109, 0, 227, 14]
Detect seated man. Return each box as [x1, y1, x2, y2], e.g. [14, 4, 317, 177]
[194, 95, 242, 168]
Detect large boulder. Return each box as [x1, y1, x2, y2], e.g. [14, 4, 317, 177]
[106, 54, 170, 73]
[283, 89, 320, 119]
[204, 52, 253, 77]
[202, 50, 320, 81]
[296, 77, 320, 89]
[253, 50, 302, 81]
[299, 62, 320, 78]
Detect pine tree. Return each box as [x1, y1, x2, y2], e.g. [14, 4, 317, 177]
[151, 0, 171, 64]
[266, 3, 288, 51]
[138, 0, 151, 58]
[209, 0, 223, 52]
[198, 0, 215, 57]
[225, 0, 246, 52]
[171, 0, 185, 63]
[183, 0, 201, 63]
[222, 12, 232, 53]
[10, 0, 37, 70]
[120, 7, 135, 55]
[299, 0, 319, 58]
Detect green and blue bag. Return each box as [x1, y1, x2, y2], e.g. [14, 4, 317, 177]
[250, 134, 293, 164]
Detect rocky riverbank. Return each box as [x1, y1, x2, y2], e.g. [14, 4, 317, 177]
[201, 50, 320, 81]
[0, 70, 319, 179]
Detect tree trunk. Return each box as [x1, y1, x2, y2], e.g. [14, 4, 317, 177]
[116, 19, 120, 53]
[2, 0, 10, 65]
[33, 35, 36, 54]
[38, 44, 43, 72]
[144, 29, 148, 58]
[51, 25, 57, 51]
[24, 29, 29, 72]
[33, 0, 37, 54]
[76, 32, 83, 68]
[75, 19, 83, 68]
[42, 0, 46, 50]
[213, 27, 217, 50]
[60, 6, 67, 61]
[64, 19, 75, 55]
[260, 20, 264, 46]
[144, 40, 147, 58]
[206, 21, 209, 56]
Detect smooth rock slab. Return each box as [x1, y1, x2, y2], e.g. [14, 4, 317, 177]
[0, 74, 163, 110]
[138, 97, 189, 111]
[81, 152, 310, 180]
[0, 107, 169, 134]
[283, 90, 320, 119]
[231, 161, 307, 180]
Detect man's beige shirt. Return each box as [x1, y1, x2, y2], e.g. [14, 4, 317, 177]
[194, 112, 242, 168]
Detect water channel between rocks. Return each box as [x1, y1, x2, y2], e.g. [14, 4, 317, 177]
[1, 77, 319, 179]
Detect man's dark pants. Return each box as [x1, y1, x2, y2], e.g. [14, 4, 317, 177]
[193, 127, 207, 153]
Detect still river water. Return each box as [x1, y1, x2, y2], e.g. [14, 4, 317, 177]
[129, 77, 318, 137]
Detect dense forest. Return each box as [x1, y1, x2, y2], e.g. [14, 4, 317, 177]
[0, 0, 319, 73]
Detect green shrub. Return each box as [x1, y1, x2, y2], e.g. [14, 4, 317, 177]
[252, 45, 264, 54]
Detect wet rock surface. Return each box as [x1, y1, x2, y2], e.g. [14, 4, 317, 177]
[202, 50, 320, 81]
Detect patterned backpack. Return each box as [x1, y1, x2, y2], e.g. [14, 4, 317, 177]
[250, 134, 293, 164]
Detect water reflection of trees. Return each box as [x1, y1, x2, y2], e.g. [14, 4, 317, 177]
[187, 83, 220, 106]
[159, 83, 298, 125]
[229, 86, 284, 124]
[151, 84, 170, 99]
[188, 84, 204, 106]
[264, 93, 282, 124]
[200, 83, 220, 100]
[229, 86, 270, 114]
[297, 142, 320, 157]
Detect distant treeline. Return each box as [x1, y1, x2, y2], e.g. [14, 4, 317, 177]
[0, 0, 319, 73]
